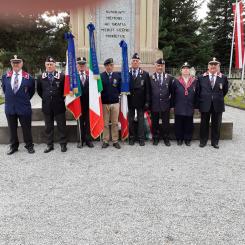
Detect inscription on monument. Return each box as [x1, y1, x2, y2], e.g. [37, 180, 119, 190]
[96, 0, 135, 64]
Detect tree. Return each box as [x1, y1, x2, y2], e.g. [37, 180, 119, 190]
[201, 0, 234, 67]
[159, 0, 205, 67]
[0, 12, 69, 75]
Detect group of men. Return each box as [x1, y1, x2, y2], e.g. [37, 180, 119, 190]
[1, 53, 229, 155]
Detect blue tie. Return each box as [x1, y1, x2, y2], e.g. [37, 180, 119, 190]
[48, 73, 53, 81]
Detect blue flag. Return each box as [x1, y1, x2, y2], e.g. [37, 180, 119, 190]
[119, 40, 130, 94]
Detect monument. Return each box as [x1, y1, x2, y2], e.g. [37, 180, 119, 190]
[70, 0, 163, 69]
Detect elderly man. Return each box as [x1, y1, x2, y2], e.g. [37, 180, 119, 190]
[196, 57, 229, 149]
[149, 58, 174, 146]
[128, 53, 150, 146]
[76, 57, 94, 148]
[1, 55, 35, 155]
[100, 58, 121, 149]
[37, 56, 67, 153]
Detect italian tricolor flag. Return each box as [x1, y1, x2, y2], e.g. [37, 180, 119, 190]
[89, 54, 104, 139]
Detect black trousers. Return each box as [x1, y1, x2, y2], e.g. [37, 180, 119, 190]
[78, 109, 91, 142]
[6, 114, 33, 149]
[128, 108, 144, 141]
[174, 115, 194, 141]
[43, 112, 67, 146]
[200, 103, 222, 145]
[151, 110, 170, 140]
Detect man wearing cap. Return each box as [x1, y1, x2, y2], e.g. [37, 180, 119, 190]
[37, 56, 67, 153]
[171, 62, 197, 146]
[1, 55, 35, 155]
[76, 57, 94, 148]
[100, 58, 121, 149]
[150, 58, 174, 146]
[196, 57, 229, 149]
[128, 53, 150, 146]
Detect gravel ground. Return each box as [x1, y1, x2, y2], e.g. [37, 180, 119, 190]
[0, 106, 245, 245]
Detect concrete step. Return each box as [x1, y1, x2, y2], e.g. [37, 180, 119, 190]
[0, 119, 233, 144]
[31, 108, 202, 121]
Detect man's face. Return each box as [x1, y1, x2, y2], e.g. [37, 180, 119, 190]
[155, 64, 165, 74]
[45, 62, 56, 73]
[105, 64, 114, 73]
[131, 59, 140, 69]
[208, 63, 218, 74]
[11, 62, 23, 72]
[77, 63, 86, 72]
[181, 67, 190, 76]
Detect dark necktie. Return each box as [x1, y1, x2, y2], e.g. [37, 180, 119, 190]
[48, 73, 54, 82]
[109, 73, 112, 81]
[158, 73, 162, 85]
[133, 69, 137, 79]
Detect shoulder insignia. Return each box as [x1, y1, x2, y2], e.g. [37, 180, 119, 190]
[54, 71, 61, 80]
[6, 71, 13, 78]
[22, 71, 30, 79]
[42, 72, 48, 79]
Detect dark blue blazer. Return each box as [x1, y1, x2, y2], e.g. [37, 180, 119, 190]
[171, 77, 197, 116]
[100, 71, 121, 104]
[2, 70, 35, 116]
[196, 73, 229, 113]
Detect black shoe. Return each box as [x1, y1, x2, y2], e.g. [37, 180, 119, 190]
[139, 140, 145, 146]
[211, 143, 219, 149]
[129, 139, 135, 145]
[113, 142, 121, 149]
[44, 145, 54, 153]
[61, 144, 67, 152]
[27, 147, 35, 154]
[153, 139, 159, 146]
[185, 140, 191, 146]
[164, 140, 171, 147]
[102, 142, 109, 148]
[177, 140, 183, 146]
[199, 142, 206, 148]
[86, 141, 94, 148]
[7, 148, 18, 155]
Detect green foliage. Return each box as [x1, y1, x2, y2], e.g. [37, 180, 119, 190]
[0, 96, 4, 105]
[0, 13, 69, 75]
[225, 96, 245, 110]
[201, 0, 234, 66]
[159, 0, 208, 67]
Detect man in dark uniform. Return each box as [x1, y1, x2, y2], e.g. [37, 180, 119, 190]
[76, 57, 94, 148]
[100, 58, 121, 149]
[128, 53, 150, 146]
[149, 58, 174, 146]
[37, 56, 67, 153]
[1, 55, 35, 154]
[196, 57, 229, 149]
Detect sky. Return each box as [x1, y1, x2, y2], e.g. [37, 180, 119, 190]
[198, 0, 209, 19]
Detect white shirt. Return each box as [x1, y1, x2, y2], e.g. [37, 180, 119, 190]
[209, 72, 217, 85]
[11, 69, 23, 90]
[132, 68, 139, 77]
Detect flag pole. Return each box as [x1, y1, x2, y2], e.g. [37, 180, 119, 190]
[229, 0, 238, 78]
[77, 118, 83, 148]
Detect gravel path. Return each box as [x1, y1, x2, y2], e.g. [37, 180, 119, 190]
[0, 106, 245, 245]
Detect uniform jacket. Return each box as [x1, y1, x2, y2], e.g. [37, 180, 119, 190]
[150, 72, 174, 112]
[2, 70, 35, 116]
[171, 76, 197, 116]
[127, 68, 150, 109]
[37, 71, 66, 115]
[196, 72, 229, 113]
[100, 71, 121, 104]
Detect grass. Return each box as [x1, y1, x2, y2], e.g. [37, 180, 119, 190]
[225, 96, 245, 110]
[0, 96, 4, 105]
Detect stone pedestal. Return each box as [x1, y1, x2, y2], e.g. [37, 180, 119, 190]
[70, 0, 163, 68]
